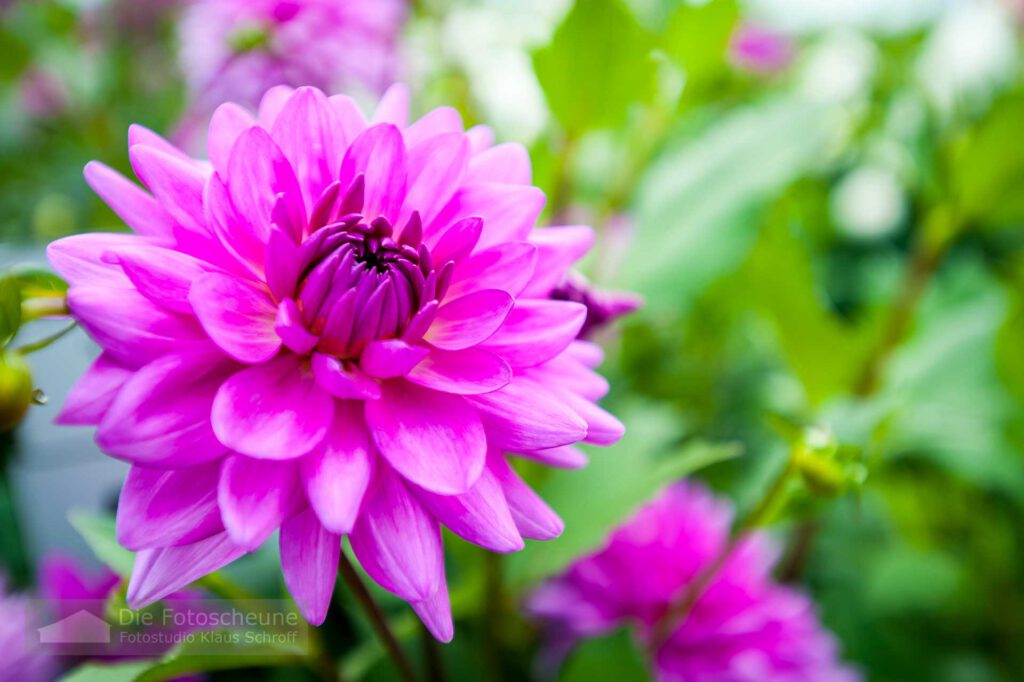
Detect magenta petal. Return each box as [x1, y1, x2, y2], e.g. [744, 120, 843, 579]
[312, 353, 382, 400]
[360, 339, 428, 379]
[128, 124, 193, 163]
[404, 107, 462, 148]
[212, 354, 334, 459]
[414, 465, 523, 552]
[280, 508, 340, 625]
[522, 225, 595, 297]
[96, 351, 233, 467]
[276, 299, 319, 355]
[127, 532, 247, 608]
[513, 445, 588, 470]
[208, 102, 256, 176]
[258, 85, 295, 128]
[56, 353, 131, 426]
[422, 289, 513, 351]
[468, 377, 587, 451]
[117, 461, 223, 550]
[205, 172, 267, 278]
[428, 216, 483, 264]
[447, 242, 537, 298]
[228, 126, 305, 242]
[402, 132, 469, 225]
[490, 456, 564, 540]
[108, 244, 219, 314]
[372, 83, 410, 126]
[271, 86, 343, 212]
[466, 125, 494, 153]
[429, 183, 545, 249]
[48, 233, 141, 288]
[129, 144, 209, 238]
[83, 162, 176, 239]
[480, 300, 587, 368]
[190, 272, 281, 363]
[466, 143, 532, 185]
[349, 467, 442, 601]
[411, 574, 454, 643]
[218, 453, 303, 550]
[524, 355, 609, 401]
[265, 225, 303, 299]
[328, 94, 368, 142]
[561, 391, 625, 446]
[338, 123, 407, 222]
[300, 403, 374, 534]
[406, 348, 511, 395]
[366, 381, 487, 495]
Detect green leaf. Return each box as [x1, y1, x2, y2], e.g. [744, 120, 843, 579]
[533, 0, 657, 132]
[0, 276, 21, 346]
[68, 509, 135, 578]
[660, 0, 738, 96]
[560, 628, 653, 682]
[60, 661, 152, 682]
[507, 400, 741, 585]
[133, 630, 306, 682]
[10, 265, 69, 299]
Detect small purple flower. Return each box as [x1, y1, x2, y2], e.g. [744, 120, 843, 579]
[528, 482, 859, 681]
[0, 579, 56, 682]
[50, 84, 624, 641]
[179, 0, 407, 113]
[729, 24, 795, 74]
[550, 273, 641, 340]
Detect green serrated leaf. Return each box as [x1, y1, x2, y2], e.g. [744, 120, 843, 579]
[0, 276, 22, 346]
[533, 0, 657, 132]
[68, 509, 135, 578]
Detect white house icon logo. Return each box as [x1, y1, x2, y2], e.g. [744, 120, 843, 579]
[38, 610, 111, 645]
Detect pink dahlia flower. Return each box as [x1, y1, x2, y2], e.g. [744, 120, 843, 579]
[179, 0, 406, 113]
[0, 578, 56, 682]
[49, 84, 623, 641]
[528, 482, 859, 681]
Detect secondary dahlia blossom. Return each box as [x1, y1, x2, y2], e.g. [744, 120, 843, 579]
[729, 24, 795, 74]
[528, 482, 859, 681]
[179, 0, 406, 113]
[0, 579, 56, 682]
[49, 84, 623, 641]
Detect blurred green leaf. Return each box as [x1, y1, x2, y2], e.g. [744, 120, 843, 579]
[507, 400, 741, 585]
[68, 509, 134, 579]
[660, 0, 738, 96]
[560, 628, 652, 682]
[60, 661, 152, 682]
[0, 276, 22, 346]
[10, 265, 68, 299]
[533, 0, 657, 132]
[133, 631, 305, 682]
[0, 28, 31, 84]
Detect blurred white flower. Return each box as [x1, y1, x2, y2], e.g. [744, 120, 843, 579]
[798, 30, 878, 104]
[831, 165, 907, 240]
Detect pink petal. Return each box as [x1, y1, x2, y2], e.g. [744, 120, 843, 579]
[560, 391, 625, 446]
[490, 456, 564, 540]
[428, 216, 482, 264]
[128, 124, 194, 164]
[218, 453, 303, 550]
[280, 508, 341, 625]
[276, 298, 319, 354]
[311, 353, 382, 399]
[212, 354, 334, 459]
[107, 244, 220, 314]
[338, 124, 407, 222]
[465, 143, 531, 185]
[403, 107, 463, 148]
[48, 233, 141, 288]
[512, 445, 588, 469]
[406, 348, 511, 395]
[411, 573, 454, 643]
[422, 289, 513, 351]
[83, 162, 176, 238]
[271, 87, 344, 214]
[127, 531, 247, 608]
[360, 339, 428, 379]
[265, 225, 303, 299]
[479, 300, 586, 368]
[96, 351, 234, 467]
[413, 465, 523, 552]
[68, 287, 208, 368]
[521, 225, 595, 297]
[349, 467, 443, 601]
[566, 340, 604, 368]
[117, 460, 223, 550]
[428, 183, 545, 249]
[401, 132, 469, 225]
[205, 172, 267, 278]
[372, 83, 410, 126]
[328, 94, 368, 142]
[208, 102, 256, 176]
[366, 381, 486, 495]
[468, 376, 587, 451]
[446, 242, 537, 298]
[227, 127, 305, 242]
[190, 272, 281, 363]
[257, 85, 295, 128]
[523, 355, 609, 401]
[300, 402, 374, 534]
[56, 353, 131, 425]
[129, 144, 209, 238]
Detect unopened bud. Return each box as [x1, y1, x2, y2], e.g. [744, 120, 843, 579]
[0, 351, 34, 432]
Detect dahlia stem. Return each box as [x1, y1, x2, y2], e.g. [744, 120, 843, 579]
[481, 551, 505, 681]
[420, 621, 447, 682]
[649, 454, 798, 650]
[14, 321, 76, 355]
[337, 550, 420, 682]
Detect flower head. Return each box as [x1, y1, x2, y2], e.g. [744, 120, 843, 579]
[729, 24, 795, 74]
[550, 272, 641, 340]
[50, 84, 623, 640]
[528, 482, 859, 681]
[179, 0, 407, 113]
[0, 578, 56, 682]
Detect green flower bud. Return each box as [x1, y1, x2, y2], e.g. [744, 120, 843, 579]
[0, 351, 33, 432]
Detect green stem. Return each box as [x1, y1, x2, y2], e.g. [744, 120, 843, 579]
[14, 321, 77, 355]
[337, 550, 420, 682]
[420, 621, 447, 682]
[649, 454, 798, 650]
[482, 551, 504, 682]
[20, 296, 68, 322]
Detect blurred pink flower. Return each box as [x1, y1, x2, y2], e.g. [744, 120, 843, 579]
[49, 84, 623, 640]
[528, 482, 859, 681]
[18, 68, 68, 119]
[178, 0, 406, 113]
[0, 579, 56, 682]
[550, 272, 641, 340]
[729, 24, 794, 74]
